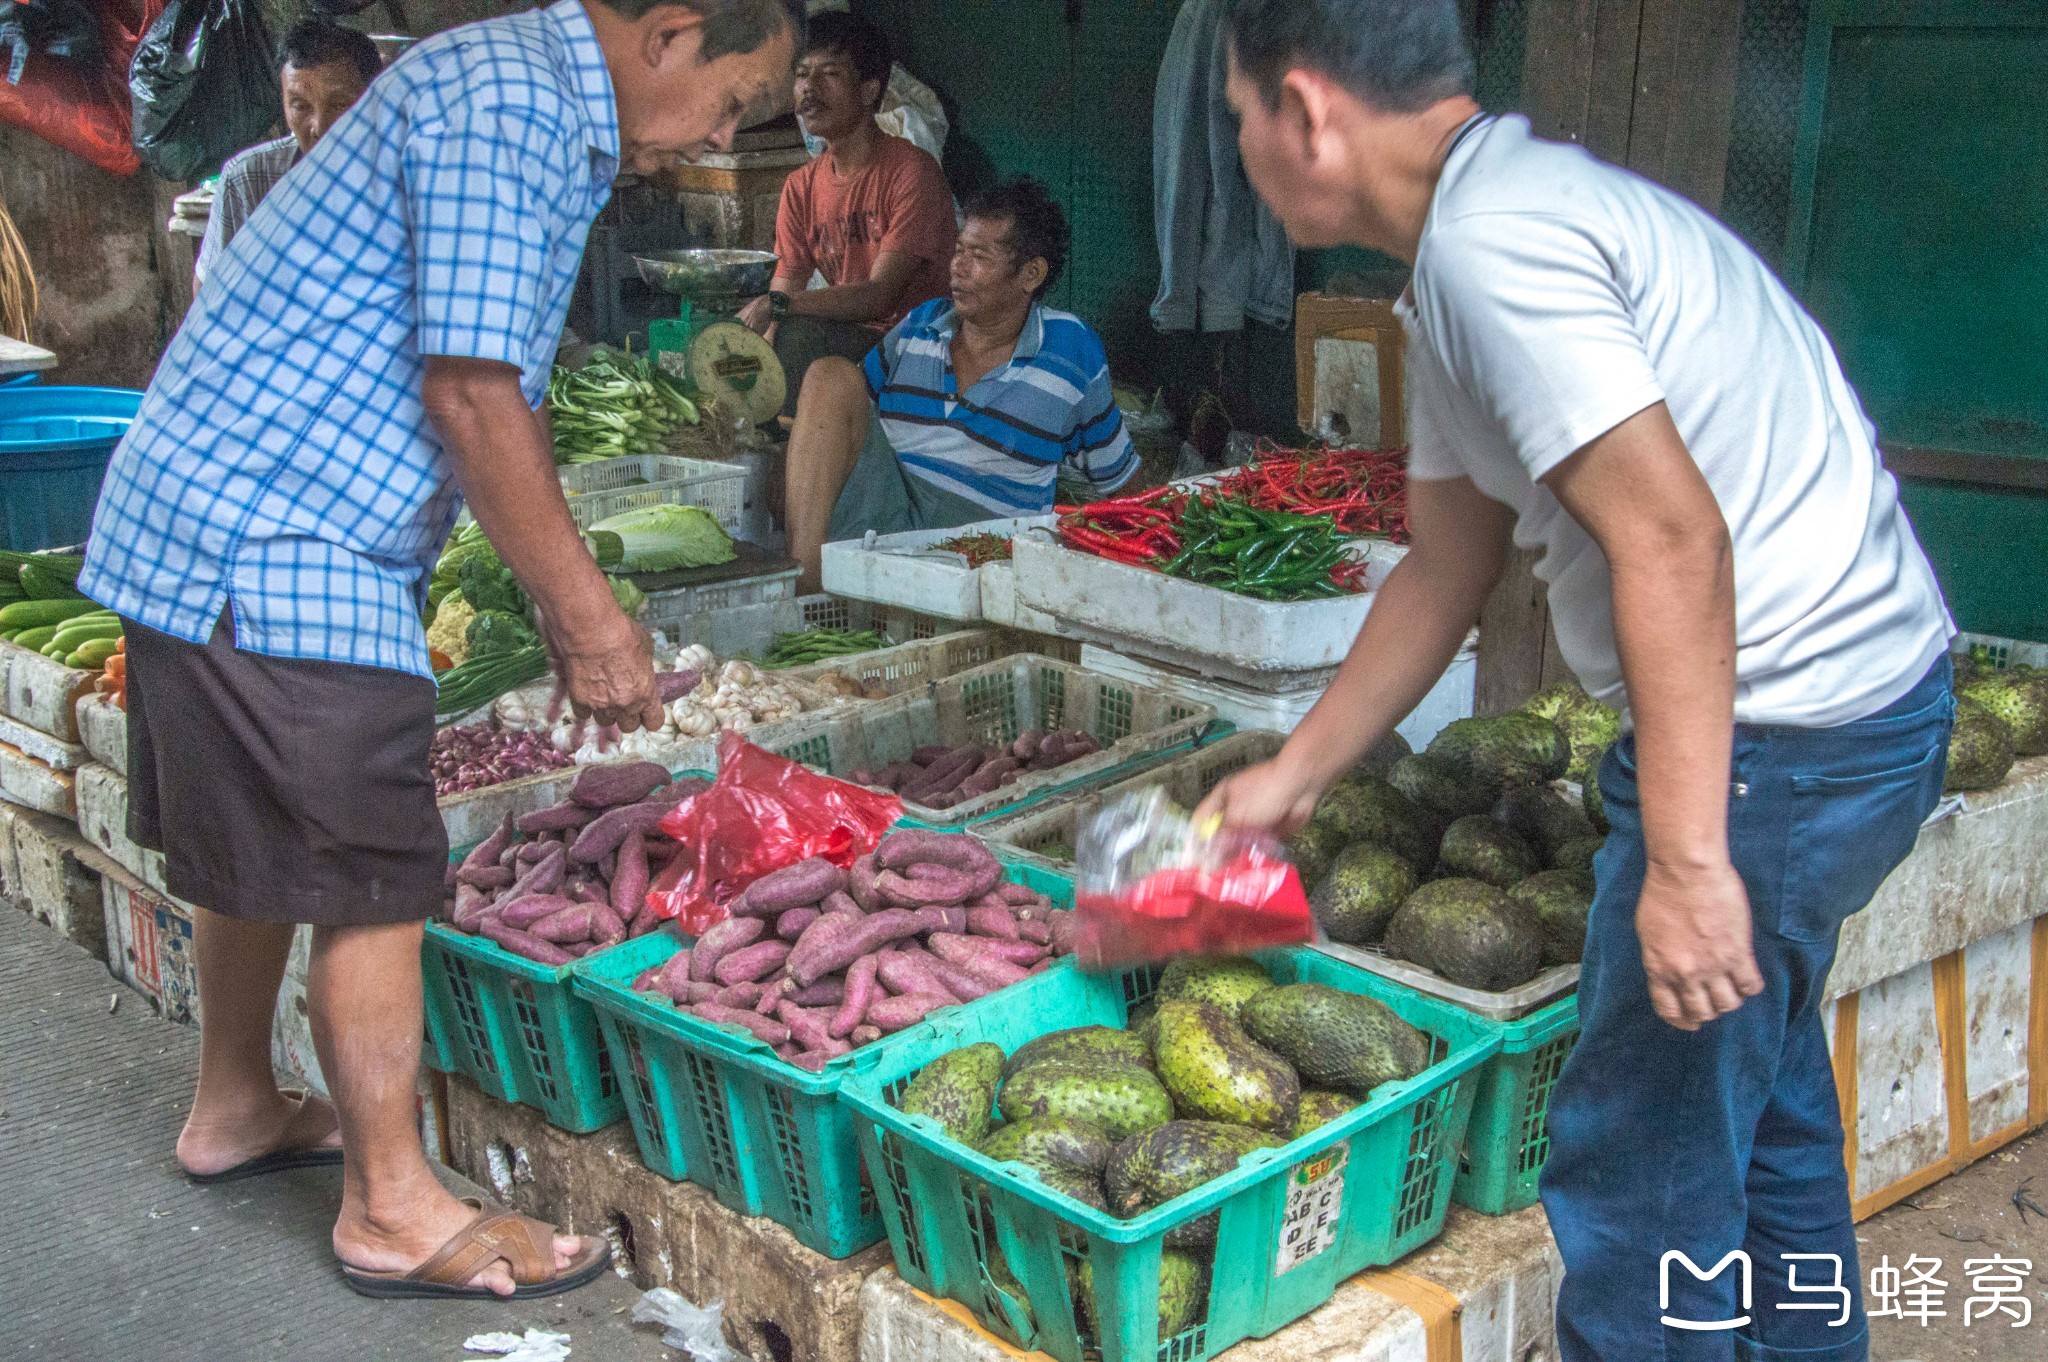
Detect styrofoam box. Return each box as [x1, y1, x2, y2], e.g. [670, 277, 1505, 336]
[819, 515, 1056, 621]
[978, 558, 1069, 634]
[1013, 528, 1409, 682]
[1077, 641, 1476, 751]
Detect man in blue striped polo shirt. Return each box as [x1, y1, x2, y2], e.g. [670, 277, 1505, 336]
[784, 177, 1137, 592]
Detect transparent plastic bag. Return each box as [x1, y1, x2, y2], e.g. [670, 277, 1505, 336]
[1072, 787, 1316, 970]
[646, 732, 902, 934]
[631, 1288, 742, 1361]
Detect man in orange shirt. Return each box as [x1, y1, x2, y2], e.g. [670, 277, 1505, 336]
[739, 11, 955, 413]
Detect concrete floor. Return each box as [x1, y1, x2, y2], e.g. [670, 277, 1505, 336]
[0, 909, 672, 1362]
[1863, 1130, 2048, 1362]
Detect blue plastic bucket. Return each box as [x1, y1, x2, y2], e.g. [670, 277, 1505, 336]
[0, 386, 141, 550]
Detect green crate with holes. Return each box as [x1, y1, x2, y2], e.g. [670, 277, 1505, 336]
[1451, 993, 1579, 1215]
[571, 859, 1075, 1258]
[419, 921, 626, 1133]
[762, 653, 1220, 828]
[838, 948, 1497, 1362]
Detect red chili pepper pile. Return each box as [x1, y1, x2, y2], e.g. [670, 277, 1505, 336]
[1212, 442, 1409, 541]
[1054, 444, 1408, 574]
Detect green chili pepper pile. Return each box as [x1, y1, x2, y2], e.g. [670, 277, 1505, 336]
[1155, 493, 1365, 601]
[761, 627, 891, 668]
[547, 352, 700, 464]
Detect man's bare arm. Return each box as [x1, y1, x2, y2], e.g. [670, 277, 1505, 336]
[421, 355, 662, 732]
[1542, 401, 1759, 1030]
[783, 250, 924, 323]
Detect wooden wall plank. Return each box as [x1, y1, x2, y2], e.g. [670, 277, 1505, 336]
[1474, 0, 1746, 713]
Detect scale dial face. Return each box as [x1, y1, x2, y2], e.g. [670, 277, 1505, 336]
[685, 320, 786, 425]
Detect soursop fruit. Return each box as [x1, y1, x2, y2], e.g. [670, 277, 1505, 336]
[1310, 843, 1416, 944]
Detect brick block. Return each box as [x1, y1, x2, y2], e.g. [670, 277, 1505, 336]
[445, 1079, 888, 1362]
[13, 803, 105, 958]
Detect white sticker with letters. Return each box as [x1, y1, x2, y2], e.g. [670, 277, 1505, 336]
[1274, 1141, 1348, 1276]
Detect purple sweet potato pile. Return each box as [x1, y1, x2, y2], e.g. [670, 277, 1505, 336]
[438, 761, 713, 963]
[631, 829, 1079, 1070]
[846, 730, 1102, 810]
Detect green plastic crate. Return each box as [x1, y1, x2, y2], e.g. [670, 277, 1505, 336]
[572, 859, 1075, 1258]
[420, 922, 628, 1134]
[839, 949, 1500, 1362]
[419, 769, 716, 1134]
[1452, 992, 1579, 1215]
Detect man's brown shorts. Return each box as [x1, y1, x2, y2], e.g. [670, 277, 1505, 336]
[123, 611, 448, 926]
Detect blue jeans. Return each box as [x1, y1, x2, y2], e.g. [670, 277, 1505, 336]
[1541, 657, 1954, 1362]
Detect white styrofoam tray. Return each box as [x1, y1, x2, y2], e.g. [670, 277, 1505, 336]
[819, 515, 1056, 621]
[1012, 528, 1409, 681]
[1077, 640, 1477, 751]
[1316, 941, 1580, 1023]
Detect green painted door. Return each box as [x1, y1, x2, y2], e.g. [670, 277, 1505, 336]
[1787, 0, 2048, 640]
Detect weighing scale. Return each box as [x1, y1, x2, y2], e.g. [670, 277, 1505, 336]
[631, 248, 787, 426]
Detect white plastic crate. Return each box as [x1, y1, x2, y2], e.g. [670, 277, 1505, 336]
[978, 729, 1287, 871]
[1077, 639, 1476, 750]
[1955, 631, 2048, 670]
[559, 454, 748, 532]
[818, 515, 1054, 621]
[655, 595, 805, 660]
[762, 653, 1220, 826]
[795, 592, 966, 643]
[777, 628, 1038, 701]
[641, 564, 801, 642]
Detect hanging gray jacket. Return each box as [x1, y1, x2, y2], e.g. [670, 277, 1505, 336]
[1150, 0, 1297, 332]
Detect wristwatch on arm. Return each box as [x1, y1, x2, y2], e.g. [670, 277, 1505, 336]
[768, 290, 791, 319]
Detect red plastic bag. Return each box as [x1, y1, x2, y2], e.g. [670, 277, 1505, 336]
[645, 733, 902, 935]
[0, 0, 162, 175]
[1072, 787, 1316, 970]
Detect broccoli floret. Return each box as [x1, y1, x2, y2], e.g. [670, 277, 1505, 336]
[465, 609, 538, 658]
[457, 544, 525, 617]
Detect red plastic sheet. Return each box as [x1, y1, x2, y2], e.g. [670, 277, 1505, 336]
[646, 733, 902, 935]
[0, 0, 162, 175]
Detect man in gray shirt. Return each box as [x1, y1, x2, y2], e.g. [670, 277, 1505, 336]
[194, 21, 383, 286]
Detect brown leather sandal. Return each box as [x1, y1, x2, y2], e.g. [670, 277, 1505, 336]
[339, 1197, 611, 1300]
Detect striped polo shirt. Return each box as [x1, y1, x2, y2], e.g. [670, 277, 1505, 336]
[863, 298, 1136, 516]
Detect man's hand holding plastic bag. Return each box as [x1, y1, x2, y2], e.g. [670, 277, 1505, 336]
[1072, 787, 1317, 970]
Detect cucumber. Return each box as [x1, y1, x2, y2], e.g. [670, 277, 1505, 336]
[0, 597, 98, 630]
[65, 638, 120, 670]
[10, 625, 60, 651]
[49, 618, 122, 649]
[42, 640, 70, 658]
[18, 560, 84, 601]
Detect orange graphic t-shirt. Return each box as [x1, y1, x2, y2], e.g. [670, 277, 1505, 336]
[773, 133, 957, 330]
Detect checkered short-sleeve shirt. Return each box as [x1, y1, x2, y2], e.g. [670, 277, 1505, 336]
[81, 0, 619, 677]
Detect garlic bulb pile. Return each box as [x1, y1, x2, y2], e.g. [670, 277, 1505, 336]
[540, 646, 840, 760]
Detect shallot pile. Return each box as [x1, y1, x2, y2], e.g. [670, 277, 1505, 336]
[849, 730, 1104, 810]
[432, 724, 574, 797]
[441, 760, 710, 962]
[634, 830, 1077, 1071]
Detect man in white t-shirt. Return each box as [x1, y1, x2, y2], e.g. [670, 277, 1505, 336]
[1200, 3, 1954, 1358]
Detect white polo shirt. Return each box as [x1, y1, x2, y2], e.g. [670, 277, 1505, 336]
[1400, 114, 1952, 728]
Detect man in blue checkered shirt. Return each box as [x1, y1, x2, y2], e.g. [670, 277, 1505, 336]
[81, 0, 801, 1301]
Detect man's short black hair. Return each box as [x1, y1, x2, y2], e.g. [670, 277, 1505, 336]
[595, 0, 806, 63]
[962, 178, 1070, 301]
[277, 20, 383, 86]
[804, 11, 891, 110]
[1224, 0, 1473, 113]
